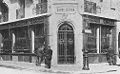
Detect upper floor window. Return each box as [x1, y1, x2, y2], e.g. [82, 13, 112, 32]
[36, 0, 47, 15]
[0, 2, 8, 23]
[100, 0, 103, 2]
[16, 0, 25, 19]
[84, 0, 96, 14]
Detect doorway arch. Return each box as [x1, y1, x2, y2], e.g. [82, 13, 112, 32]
[57, 22, 75, 64]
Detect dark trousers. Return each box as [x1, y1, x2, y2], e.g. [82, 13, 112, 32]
[45, 56, 52, 68]
[36, 56, 44, 66]
[106, 54, 115, 65]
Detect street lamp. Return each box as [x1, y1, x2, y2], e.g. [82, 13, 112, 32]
[82, 29, 92, 70]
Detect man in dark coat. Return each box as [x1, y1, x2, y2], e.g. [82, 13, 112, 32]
[34, 45, 44, 66]
[44, 46, 53, 69]
[106, 48, 115, 65]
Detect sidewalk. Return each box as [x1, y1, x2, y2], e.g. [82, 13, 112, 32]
[0, 61, 120, 74]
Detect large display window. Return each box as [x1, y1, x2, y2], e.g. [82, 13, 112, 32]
[31, 23, 45, 49]
[86, 24, 113, 53]
[0, 29, 12, 53]
[13, 27, 30, 52]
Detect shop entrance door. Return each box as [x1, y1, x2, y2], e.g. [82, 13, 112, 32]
[58, 23, 75, 64]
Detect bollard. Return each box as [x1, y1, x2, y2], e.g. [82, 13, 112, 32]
[82, 49, 89, 70]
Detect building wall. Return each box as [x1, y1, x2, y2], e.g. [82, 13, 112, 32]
[48, 0, 120, 66]
[4, 0, 46, 20]
[1, 0, 120, 68]
[49, 0, 83, 67]
[115, 0, 120, 64]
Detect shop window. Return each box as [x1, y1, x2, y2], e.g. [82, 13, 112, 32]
[0, 29, 12, 53]
[84, 0, 96, 14]
[14, 27, 30, 52]
[86, 24, 113, 53]
[32, 24, 45, 49]
[101, 26, 112, 53]
[86, 25, 97, 53]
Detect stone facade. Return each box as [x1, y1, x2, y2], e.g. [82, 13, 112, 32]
[1, 0, 120, 70]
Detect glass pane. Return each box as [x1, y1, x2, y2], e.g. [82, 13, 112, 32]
[34, 24, 45, 49]
[34, 24, 44, 36]
[14, 27, 30, 51]
[86, 25, 97, 53]
[1, 29, 12, 53]
[101, 26, 112, 53]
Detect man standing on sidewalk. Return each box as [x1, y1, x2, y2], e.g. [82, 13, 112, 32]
[44, 46, 53, 69]
[34, 45, 44, 66]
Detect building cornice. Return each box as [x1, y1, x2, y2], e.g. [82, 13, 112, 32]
[81, 12, 118, 21]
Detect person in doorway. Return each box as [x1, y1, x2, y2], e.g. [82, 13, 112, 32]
[44, 46, 53, 69]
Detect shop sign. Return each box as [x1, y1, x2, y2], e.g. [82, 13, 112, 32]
[56, 6, 76, 14]
[84, 16, 115, 26]
[100, 19, 114, 26]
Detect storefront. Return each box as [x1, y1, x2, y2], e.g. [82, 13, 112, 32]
[0, 13, 50, 62]
[82, 14, 117, 63]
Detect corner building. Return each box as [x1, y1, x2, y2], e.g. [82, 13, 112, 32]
[49, 0, 118, 69]
[0, 0, 120, 70]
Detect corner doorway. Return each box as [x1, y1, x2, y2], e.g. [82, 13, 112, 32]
[57, 22, 75, 64]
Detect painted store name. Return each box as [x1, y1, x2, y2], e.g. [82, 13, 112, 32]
[56, 7, 76, 13]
